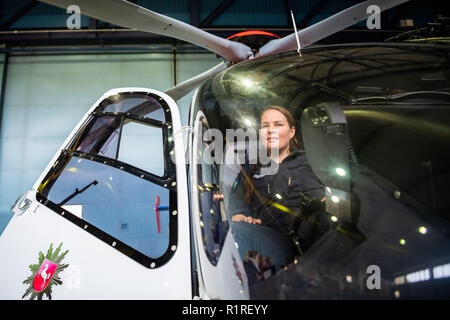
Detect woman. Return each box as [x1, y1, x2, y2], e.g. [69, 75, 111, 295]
[231, 106, 325, 246]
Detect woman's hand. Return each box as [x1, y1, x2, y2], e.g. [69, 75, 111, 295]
[232, 214, 262, 225]
[232, 214, 247, 222]
[245, 216, 262, 224]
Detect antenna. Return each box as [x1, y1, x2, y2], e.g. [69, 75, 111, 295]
[290, 10, 302, 56]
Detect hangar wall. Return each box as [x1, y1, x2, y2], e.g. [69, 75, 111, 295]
[0, 49, 220, 234]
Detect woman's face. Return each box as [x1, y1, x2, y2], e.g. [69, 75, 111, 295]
[260, 109, 295, 152]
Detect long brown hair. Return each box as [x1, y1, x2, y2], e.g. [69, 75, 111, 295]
[243, 105, 300, 202]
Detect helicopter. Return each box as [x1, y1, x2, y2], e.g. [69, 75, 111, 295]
[1, 0, 450, 300]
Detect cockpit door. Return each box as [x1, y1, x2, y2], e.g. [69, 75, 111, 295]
[189, 109, 249, 299]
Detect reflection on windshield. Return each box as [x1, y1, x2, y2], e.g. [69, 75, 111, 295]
[43, 155, 170, 258]
[195, 44, 450, 299]
[74, 116, 120, 158]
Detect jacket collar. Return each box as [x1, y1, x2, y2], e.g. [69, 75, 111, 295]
[281, 148, 305, 163]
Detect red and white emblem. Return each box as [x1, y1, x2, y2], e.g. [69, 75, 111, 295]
[33, 259, 58, 293]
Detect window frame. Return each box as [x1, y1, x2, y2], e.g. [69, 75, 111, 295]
[36, 92, 179, 269]
[196, 116, 226, 265]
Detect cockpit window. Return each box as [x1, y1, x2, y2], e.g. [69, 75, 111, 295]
[96, 92, 166, 121]
[42, 154, 170, 258]
[200, 44, 450, 217]
[73, 116, 120, 158]
[118, 119, 165, 177]
[37, 92, 177, 268]
[194, 44, 450, 299]
[68, 93, 172, 179]
[195, 116, 228, 265]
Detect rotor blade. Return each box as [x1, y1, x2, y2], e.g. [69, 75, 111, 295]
[38, 0, 252, 62]
[259, 0, 410, 57]
[165, 61, 228, 101]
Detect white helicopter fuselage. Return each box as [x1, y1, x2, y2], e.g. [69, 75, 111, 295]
[0, 87, 247, 300]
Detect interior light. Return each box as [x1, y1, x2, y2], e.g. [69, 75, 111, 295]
[418, 226, 428, 235]
[331, 195, 340, 203]
[336, 167, 346, 176]
[331, 216, 338, 222]
[394, 290, 401, 299]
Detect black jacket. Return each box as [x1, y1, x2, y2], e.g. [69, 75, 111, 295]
[240, 149, 325, 235]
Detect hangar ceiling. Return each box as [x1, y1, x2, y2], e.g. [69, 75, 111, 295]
[0, 0, 449, 47]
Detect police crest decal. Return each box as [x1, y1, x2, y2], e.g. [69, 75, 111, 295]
[22, 243, 69, 300]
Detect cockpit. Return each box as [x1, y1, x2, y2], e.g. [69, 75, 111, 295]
[37, 92, 178, 268]
[191, 43, 450, 298]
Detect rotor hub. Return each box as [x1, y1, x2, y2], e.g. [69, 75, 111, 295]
[227, 30, 280, 52]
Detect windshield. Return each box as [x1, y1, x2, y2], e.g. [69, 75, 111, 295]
[200, 44, 450, 217]
[37, 92, 177, 267]
[193, 44, 450, 299]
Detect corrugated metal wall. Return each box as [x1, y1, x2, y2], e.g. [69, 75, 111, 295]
[0, 52, 6, 233]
